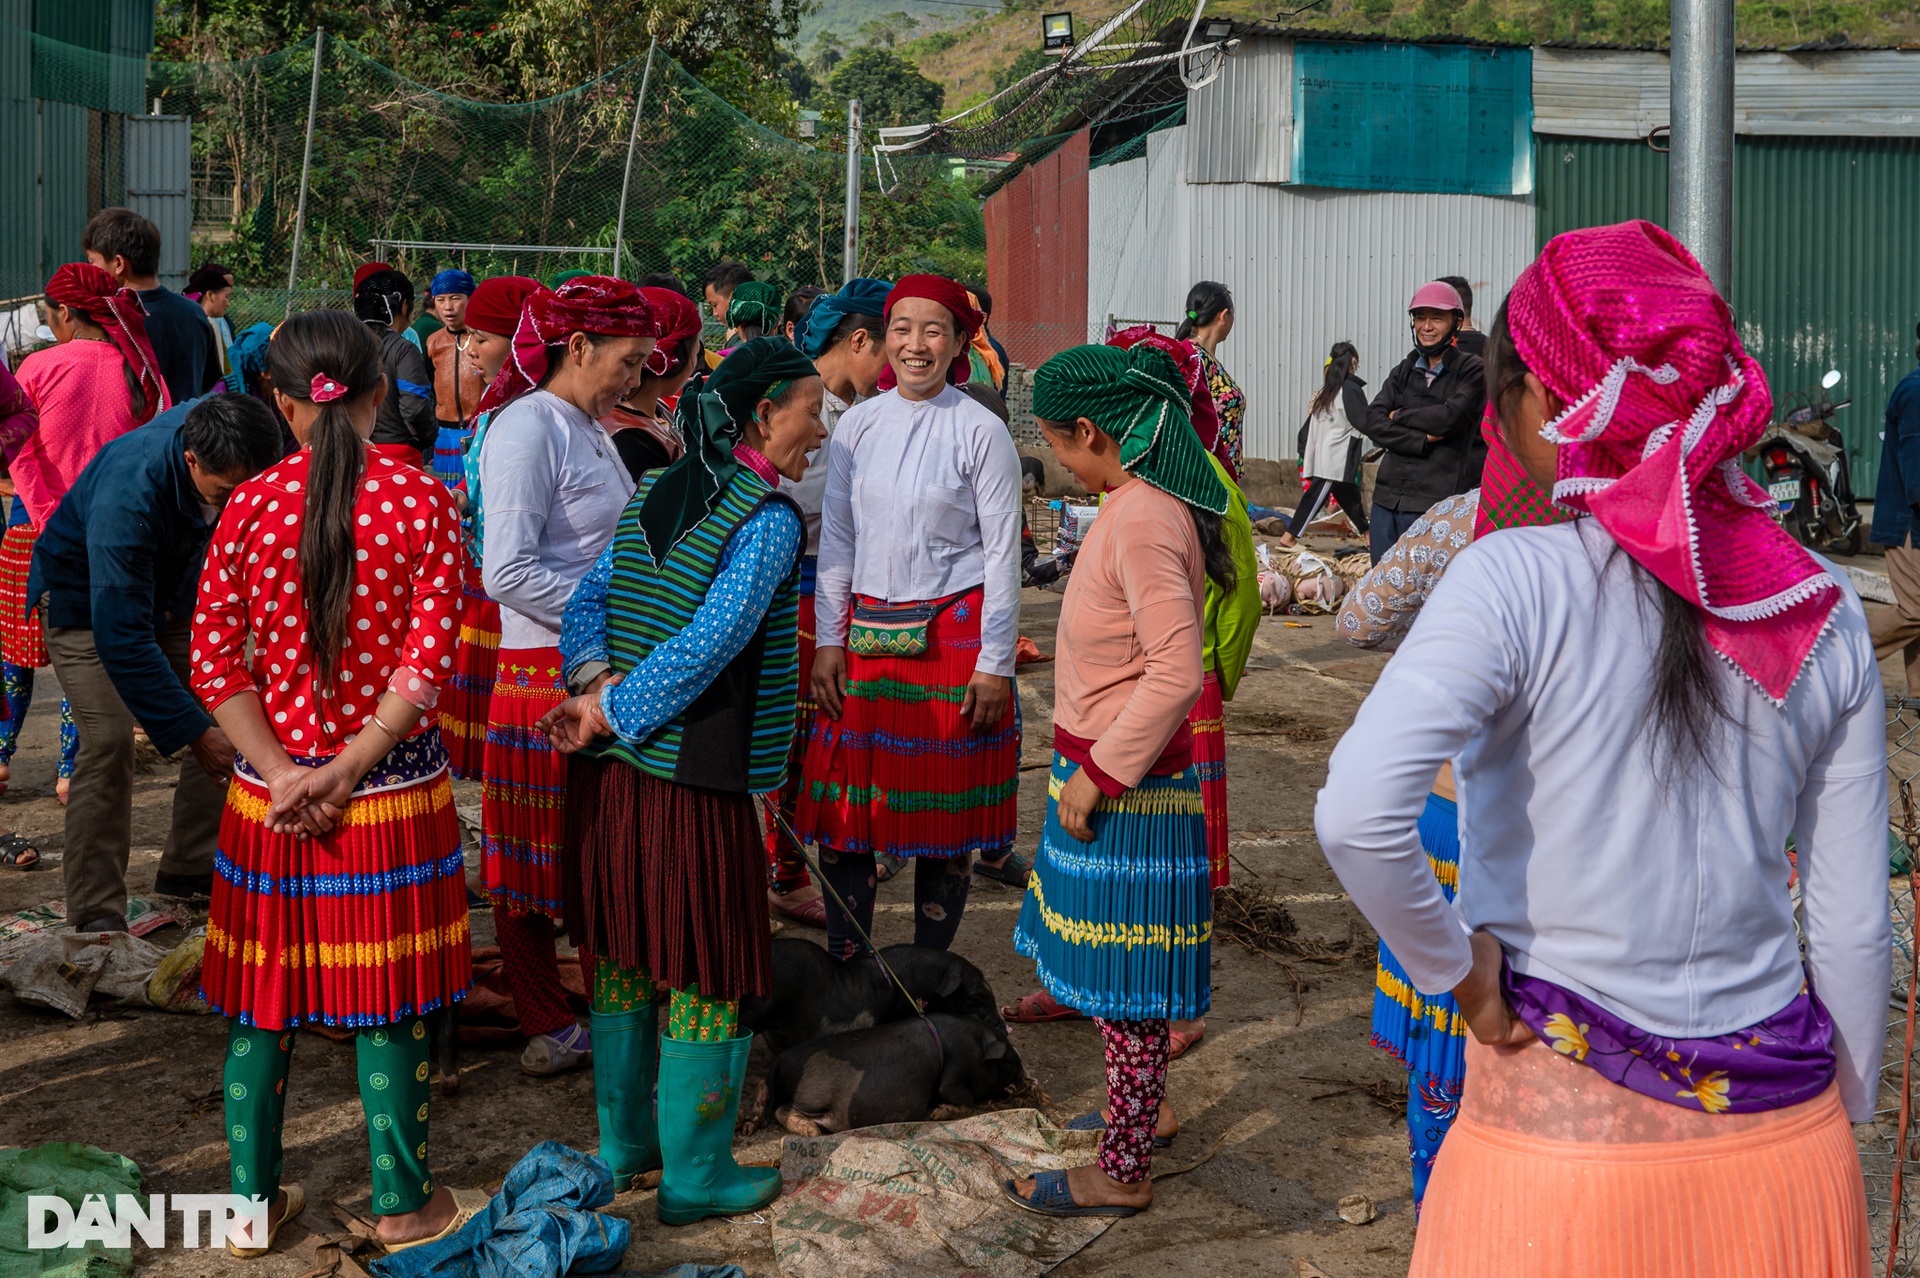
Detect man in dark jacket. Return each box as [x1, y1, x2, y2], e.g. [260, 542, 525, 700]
[83, 207, 222, 404]
[1871, 336, 1920, 692]
[353, 268, 438, 464]
[29, 395, 283, 931]
[1362, 279, 1487, 562]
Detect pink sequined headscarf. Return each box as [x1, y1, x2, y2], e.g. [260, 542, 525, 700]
[1106, 325, 1224, 461]
[1508, 220, 1838, 703]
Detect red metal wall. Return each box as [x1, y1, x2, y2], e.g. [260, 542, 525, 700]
[983, 131, 1089, 369]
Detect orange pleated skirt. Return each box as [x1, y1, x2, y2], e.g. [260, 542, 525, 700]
[1412, 1035, 1868, 1277]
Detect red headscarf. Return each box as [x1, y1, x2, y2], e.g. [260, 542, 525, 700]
[1106, 324, 1222, 458]
[639, 287, 703, 378]
[45, 263, 168, 423]
[466, 276, 539, 339]
[353, 261, 393, 290]
[478, 275, 658, 414]
[880, 274, 983, 389]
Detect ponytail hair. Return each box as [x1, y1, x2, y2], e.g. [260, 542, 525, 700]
[1173, 280, 1233, 342]
[265, 310, 381, 692]
[352, 269, 414, 331]
[1309, 341, 1358, 417]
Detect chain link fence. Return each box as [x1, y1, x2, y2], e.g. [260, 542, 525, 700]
[15, 25, 984, 335]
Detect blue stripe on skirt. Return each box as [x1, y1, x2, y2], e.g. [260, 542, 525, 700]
[432, 423, 471, 488]
[1013, 754, 1212, 1021]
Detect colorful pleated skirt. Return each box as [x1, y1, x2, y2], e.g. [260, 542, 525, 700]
[201, 734, 472, 1030]
[1013, 755, 1212, 1022]
[1371, 793, 1467, 1085]
[795, 587, 1019, 860]
[432, 422, 471, 488]
[441, 557, 499, 782]
[1190, 670, 1228, 888]
[1411, 1037, 1868, 1277]
[565, 754, 773, 1000]
[0, 523, 47, 668]
[480, 647, 568, 917]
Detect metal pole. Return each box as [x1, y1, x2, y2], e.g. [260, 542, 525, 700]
[842, 99, 862, 284]
[1669, 0, 1734, 293]
[285, 27, 324, 311]
[611, 39, 658, 281]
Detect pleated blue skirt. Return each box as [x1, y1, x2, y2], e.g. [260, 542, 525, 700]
[1371, 792, 1467, 1087]
[1013, 754, 1212, 1021]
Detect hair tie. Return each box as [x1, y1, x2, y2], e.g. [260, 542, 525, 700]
[1186, 310, 1199, 320]
[310, 373, 347, 403]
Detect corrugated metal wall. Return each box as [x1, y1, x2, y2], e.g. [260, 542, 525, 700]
[1091, 124, 1537, 462]
[125, 113, 188, 287]
[1534, 48, 1920, 141]
[0, 0, 35, 303]
[1184, 38, 1291, 184]
[1536, 133, 1920, 492]
[983, 132, 1091, 368]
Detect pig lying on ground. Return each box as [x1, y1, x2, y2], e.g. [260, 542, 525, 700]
[739, 938, 1003, 1055]
[756, 1012, 1026, 1136]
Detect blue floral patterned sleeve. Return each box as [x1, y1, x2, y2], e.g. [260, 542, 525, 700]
[558, 543, 614, 679]
[597, 502, 803, 744]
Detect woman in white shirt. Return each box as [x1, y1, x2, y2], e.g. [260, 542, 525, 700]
[1278, 340, 1368, 546]
[475, 277, 656, 1077]
[799, 274, 1023, 961]
[1316, 221, 1887, 1275]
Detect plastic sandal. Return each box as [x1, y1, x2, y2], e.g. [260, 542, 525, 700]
[381, 1187, 489, 1253]
[0, 832, 39, 870]
[520, 1024, 592, 1077]
[1002, 1169, 1140, 1218]
[227, 1184, 306, 1258]
[1063, 1112, 1174, 1149]
[973, 849, 1032, 888]
[769, 889, 827, 928]
[1168, 1021, 1206, 1060]
[1002, 990, 1085, 1023]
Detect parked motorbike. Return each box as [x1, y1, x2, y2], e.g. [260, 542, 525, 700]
[1750, 370, 1862, 557]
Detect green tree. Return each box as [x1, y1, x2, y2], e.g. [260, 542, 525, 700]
[825, 47, 944, 127]
[994, 46, 1052, 94]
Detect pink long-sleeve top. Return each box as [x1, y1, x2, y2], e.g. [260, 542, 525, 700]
[14, 341, 143, 526]
[1051, 478, 1205, 794]
[0, 362, 38, 466]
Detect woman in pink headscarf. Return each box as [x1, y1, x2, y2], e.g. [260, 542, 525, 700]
[1317, 222, 1886, 1274]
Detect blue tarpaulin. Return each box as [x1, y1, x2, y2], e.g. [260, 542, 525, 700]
[1292, 42, 1533, 196]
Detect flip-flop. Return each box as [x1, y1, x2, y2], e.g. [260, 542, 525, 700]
[1168, 1021, 1205, 1060]
[227, 1183, 306, 1257]
[0, 832, 40, 870]
[1002, 990, 1085, 1023]
[381, 1187, 489, 1253]
[1002, 1169, 1140, 1218]
[973, 849, 1032, 888]
[1064, 1112, 1174, 1149]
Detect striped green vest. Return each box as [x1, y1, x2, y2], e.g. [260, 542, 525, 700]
[585, 469, 803, 793]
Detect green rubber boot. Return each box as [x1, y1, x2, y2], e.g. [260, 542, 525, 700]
[591, 1007, 661, 1191]
[655, 1031, 782, 1225]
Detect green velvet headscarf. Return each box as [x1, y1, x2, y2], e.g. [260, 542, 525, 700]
[636, 335, 819, 563]
[1031, 343, 1231, 515]
[726, 281, 782, 332]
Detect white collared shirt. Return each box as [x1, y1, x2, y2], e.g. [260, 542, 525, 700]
[780, 387, 852, 556]
[814, 384, 1023, 676]
[477, 389, 635, 650]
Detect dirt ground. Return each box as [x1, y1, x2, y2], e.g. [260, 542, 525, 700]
[5, 531, 1883, 1276]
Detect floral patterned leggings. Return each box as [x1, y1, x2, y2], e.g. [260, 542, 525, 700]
[1095, 1017, 1170, 1184]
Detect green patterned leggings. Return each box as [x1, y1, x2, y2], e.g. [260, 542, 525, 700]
[593, 958, 738, 1041]
[224, 1018, 435, 1217]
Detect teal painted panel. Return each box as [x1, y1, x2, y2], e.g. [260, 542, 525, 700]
[1533, 133, 1920, 494]
[1294, 43, 1533, 196]
[39, 98, 89, 282]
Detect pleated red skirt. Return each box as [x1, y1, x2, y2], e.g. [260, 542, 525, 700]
[0, 523, 47, 668]
[441, 559, 499, 781]
[1190, 670, 1229, 887]
[564, 755, 772, 1000]
[794, 588, 1019, 860]
[480, 647, 567, 917]
[201, 737, 472, 1030]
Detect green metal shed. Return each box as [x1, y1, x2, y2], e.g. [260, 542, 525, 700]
[1535, 132, 1920, 495]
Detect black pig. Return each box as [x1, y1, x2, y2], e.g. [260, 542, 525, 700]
[758, 1012, 1025, 1136]
[739, 938, 1003, 1055]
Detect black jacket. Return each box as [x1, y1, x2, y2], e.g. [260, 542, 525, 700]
[1364, 346, 1487, 512]
[370, 328, 437, 457]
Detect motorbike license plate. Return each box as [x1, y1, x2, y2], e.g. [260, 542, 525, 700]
[1769, 478, 1802, 501]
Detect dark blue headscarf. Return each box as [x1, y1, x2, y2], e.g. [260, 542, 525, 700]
[429, 269, 477, 297]
[798, 277, 892, 359]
